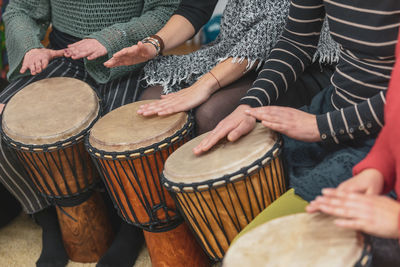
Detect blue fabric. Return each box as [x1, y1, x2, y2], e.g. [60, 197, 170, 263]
[284, 86, 376, 202]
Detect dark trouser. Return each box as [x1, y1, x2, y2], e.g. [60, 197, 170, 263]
[0, 57, 143, 214]
[140, 62, 334, 135]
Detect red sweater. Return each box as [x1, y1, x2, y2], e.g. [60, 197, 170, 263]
[353, 35, 400, 198]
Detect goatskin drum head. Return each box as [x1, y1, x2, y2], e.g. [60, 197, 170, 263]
[163, 123, 278, 186]
[89, 100, 188, 152]
[2, 77, 99, 145]
[223, 213, 364, 267]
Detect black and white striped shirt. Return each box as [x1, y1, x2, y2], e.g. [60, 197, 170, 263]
[240, 0, 400, 144]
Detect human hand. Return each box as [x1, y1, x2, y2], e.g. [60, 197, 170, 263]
[307, 169, 384, 214]
[245, 106, 320, 142]
[0, 104, 4, 114]
[193, 104, 256, 155]
[20, 48, 64, 75]
[137, 74, 218, 116]
[64, 39, 107, 60]
[104, 41, 157, 68]
[336, 169, 384, 195]
[307, 192, 400, 239]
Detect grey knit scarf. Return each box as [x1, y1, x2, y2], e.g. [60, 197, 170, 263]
[144, 0, 339, 93]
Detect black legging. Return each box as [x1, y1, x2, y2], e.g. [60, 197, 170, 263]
[139, 62, 335, 135]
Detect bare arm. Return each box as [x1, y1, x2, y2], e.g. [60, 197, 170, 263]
[157, 15, 196, 52]
[104, 14, 196, 68]
[137, 58, 254, 116]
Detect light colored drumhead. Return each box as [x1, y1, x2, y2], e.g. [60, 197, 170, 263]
[89, 100, 189, 152]
[2, 77, 99, 145]
[223, 213, 364, 267]
[163, 123, 278, 187]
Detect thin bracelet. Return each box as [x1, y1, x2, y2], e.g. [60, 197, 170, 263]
[142, 37, 161, 55]
[151, 35, 165, 54]
[209, 71, 222, 89]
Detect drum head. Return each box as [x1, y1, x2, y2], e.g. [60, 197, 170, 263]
[223, 213, 364, 267]
[163, 123, 279, 188]
[89, 100, 188, 152]
[2, 77, 99, 146]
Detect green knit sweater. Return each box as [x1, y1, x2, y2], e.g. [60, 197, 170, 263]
[3, 0, 180, 83]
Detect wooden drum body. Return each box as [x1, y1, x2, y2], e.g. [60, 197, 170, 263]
[223, 213, 371, 267]
[163, 124, 287, 261]
[86, 101, 209, 267]
[1, 78, 113, 262]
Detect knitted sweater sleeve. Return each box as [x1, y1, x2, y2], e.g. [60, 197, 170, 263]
[87, 0, 180, 83]
[3, 0, 51, 82]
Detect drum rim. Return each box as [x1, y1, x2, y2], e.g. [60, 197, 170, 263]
[1, 77, 100, 147]
[222, 213, 371, 267]
[162, 135, 283, 193]
[1, 111, 101, 152]
[85, 113, 194, 160]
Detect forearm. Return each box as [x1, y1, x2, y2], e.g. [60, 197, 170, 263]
[198, 58, 253, 95]
[239, 0, 324, 108]
[156, 15, 195, 52]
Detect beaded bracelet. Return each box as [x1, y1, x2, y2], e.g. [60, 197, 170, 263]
[151, 35, 165, 54]
[142, 37, 160, 55]
[141, 35, 165, 56]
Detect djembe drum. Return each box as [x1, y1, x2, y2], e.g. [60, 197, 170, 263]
[86, 101, 210, 267]
[223, 213, 371, 267]
[162, 123, 287, 261]
[1, 77, 113, 262]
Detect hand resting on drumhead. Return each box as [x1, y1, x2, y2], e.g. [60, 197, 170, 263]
[307, 169, 400, 238]
[193, 105, 320, 156]
[138, 58, 255, 118]
[104, 41, 157, 68]
[137, 72, 219, 116]
[20, 48, 64, 75]
[193, 104, 256, 155]
[64, 39, 107, 60]
[245, 106, 321, 142]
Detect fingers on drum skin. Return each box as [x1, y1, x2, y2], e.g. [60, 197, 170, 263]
[334, 218, 365, 231]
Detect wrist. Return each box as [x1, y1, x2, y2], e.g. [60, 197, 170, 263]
[142, 35, 165, 56]
[200, 72, 220, 94]
[366, 168, 385, 193]
[312, 115, 321, 142]
[397, 209, 400, 239]
[238, 104, 252, 112]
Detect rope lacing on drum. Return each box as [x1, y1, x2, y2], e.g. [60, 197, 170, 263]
[86, 114, 194, 232]
[162, 135, 288, 261]
[162, 135, 284, 192]
[1, 113, 102, 221]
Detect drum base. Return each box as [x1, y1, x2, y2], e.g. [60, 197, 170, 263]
[56, 192, 114, 263]
[144, 223, 210, 267]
